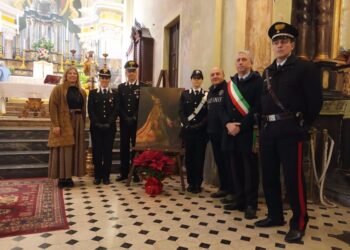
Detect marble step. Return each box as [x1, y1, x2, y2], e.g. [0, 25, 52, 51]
[0, 163, 48, 178]
[0, 139, 92, 151]
[0, 127, 50, 139]
[0, 148, 120, 164]
[0, 160, 121, 178]
[0, 127, 94, 140]
[0, 117, 52, 127]
[0, 150, 49, 165]
[2, 111, 50, 118]
[0, 139, 49, 151]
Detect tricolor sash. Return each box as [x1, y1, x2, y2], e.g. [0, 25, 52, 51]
[227, 80, 250, 117]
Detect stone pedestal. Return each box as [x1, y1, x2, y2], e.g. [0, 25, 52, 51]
[33, 61, 53, 79]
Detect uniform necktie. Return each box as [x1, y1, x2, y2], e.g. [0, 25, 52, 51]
[103, 89, 107, 94]
[277, 65, 282, 71]
[194, 90, 199, 95]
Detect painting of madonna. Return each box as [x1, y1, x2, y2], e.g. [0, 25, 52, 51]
[135, 87, 183, 150]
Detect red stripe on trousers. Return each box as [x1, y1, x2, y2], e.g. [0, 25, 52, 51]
[297, 141, 306, 231]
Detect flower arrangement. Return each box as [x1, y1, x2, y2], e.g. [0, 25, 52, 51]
[133, 150, 175, 195]
[37, 47, 49, 61]
[32, 38, 54, 61]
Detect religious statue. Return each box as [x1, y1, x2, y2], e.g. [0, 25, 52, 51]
[83, 51, 97, 77]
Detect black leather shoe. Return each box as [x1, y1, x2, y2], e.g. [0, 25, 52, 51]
[210, 190, 228, 198]
[192, 187, 202, 194]
[103, 179, 111, 185]
[244, 206, 257, 220]
[223, 203, 245, 211]
[255, 217, 285, 227]
[220, 194, 235, 204]
[58, 179, 65, 188]
[116, 175, 127, 182]
[285, 229, 305, 243]
[65, 178, 74, 188]
[186, 186, 194, 193]
[93, 179, 101, 185]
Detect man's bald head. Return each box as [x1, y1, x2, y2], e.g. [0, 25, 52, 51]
[210, 67, 225, 85]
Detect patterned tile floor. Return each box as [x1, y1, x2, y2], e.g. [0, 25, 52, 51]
[0, 175, 349, 250]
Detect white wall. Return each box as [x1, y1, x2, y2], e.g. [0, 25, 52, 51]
[129, 0, 292, 88]
[132, 0, 217, 89]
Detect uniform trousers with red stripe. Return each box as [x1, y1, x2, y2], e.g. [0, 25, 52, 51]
[260, 136, 308, 231]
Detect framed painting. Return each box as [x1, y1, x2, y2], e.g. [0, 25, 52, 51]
[135, 87, 184, 150]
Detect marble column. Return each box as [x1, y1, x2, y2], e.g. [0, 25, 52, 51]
[315, 0, 331, 60]
[294, 0, 313, 59]
[245, 0, 273, 73]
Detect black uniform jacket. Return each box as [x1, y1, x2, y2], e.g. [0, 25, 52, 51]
[207, 80, 226, 138]
[118, 81, 148, 124]
[260, 54, 323, 139]
[88, 87, 119, 129]
[179, 88, 208, 136]
[220, 72, 263, 152]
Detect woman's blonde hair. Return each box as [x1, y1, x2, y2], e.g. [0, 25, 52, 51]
[62, 66, 81, 88]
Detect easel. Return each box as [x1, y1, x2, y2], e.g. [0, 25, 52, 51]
[125, 70, 186, 191]
[156, 69, 170, 87]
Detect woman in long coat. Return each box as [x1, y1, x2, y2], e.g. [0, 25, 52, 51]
[48, 66, 87, 188]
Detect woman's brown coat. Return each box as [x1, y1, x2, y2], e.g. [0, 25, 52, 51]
[47, 83, 87, 147]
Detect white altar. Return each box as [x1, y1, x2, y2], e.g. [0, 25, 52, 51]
[0, 76, 56, 114]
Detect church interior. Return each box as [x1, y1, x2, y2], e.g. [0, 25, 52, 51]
[0, 0, 350, 249]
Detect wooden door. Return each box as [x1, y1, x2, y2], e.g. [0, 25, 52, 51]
[168, 22, 179, 87]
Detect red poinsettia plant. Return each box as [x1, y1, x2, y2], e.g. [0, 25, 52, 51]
[133, 150, 175, 195]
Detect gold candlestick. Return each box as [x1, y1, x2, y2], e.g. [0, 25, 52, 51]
[15, 34, 21, 60]
[102, 52, 108, 69]
[80, 46, 85, 65]
[65, 40, 70, 65]
[70, 49, 76, 65]
[20, 50, 26, 69]
[59, 53, 64, 73]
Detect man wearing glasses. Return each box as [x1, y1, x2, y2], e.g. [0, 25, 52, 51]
[116, 60, 147, 182]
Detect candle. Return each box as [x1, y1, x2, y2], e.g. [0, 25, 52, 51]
[16, 14, 19, 34]
[104, 41, 106, 53]
[66, 20, 69, 37]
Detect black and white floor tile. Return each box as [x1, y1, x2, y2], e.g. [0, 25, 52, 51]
[0, 175, 349, 250]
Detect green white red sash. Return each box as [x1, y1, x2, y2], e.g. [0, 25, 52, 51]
[227, 80, 250, 116]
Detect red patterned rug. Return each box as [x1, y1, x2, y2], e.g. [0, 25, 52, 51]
[0, 178, 69, 238]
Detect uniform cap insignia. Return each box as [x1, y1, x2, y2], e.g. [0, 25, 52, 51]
[275, 23, 285, 33]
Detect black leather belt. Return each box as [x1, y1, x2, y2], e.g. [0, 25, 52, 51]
[261, 112, 295, 122]
[70, 109, 82, 114]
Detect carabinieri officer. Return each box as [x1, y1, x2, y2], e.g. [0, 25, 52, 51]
[117, 60, 148, 182]
[179, 70, 208, 194]
[88, 68, 119, 185]
[255, 22, 323, 243]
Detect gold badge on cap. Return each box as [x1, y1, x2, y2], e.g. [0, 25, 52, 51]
[275, 23, 285, 33]
[129, 61, 135, 66]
